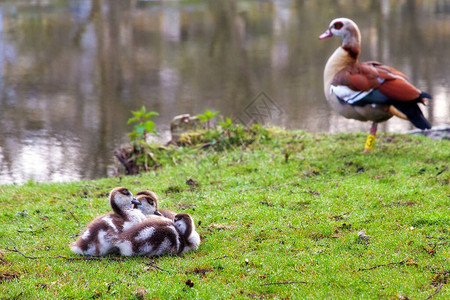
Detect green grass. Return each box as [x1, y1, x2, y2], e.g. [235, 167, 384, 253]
[1, 129, 449, 299]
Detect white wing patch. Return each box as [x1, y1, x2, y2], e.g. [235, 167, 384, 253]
[138, 243, 154, 255]
[122, 221, 133, 231]
[126, 209, 147, 224]
[116, 240, 133, 256]
[97, 230, 111, 255]
[81, 228, 91, 240]
[86, 244, 97, 256]
[330, 85, 371, 104]
[136, 227, 156, 241]
[70, 244, 83, 255]
[102, 216, 119, 233]
[156, 238, 173, 256]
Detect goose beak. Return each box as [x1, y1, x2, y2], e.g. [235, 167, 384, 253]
[319, 28, 333, 39]
[131, 199, 142, 206]
[154, 210, 162, 216]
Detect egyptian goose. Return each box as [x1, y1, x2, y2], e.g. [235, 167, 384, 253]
[135, 190, 177, 220]
[320, 18, 431, 151]
[70, 187, 146, 256]
[113, 213, 200, 256]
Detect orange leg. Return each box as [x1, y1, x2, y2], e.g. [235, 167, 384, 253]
[363, 122, 378, 152]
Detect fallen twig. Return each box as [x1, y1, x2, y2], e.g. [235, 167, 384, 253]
[213, 255, 236, 260]
[143, 261, 171, 273]
[17, 226, 48, 234]
[5, 247, 39, 259]
[426, 236, 447, 240]
[66, 199, 76, 206]
[5, 248, 124, 261]
[426, 283, 444, 299]
[261, 281, 308, 286]
[358, 260, 407, 271]
[69, 211, 80, 225]
[436, 167, 447, 176]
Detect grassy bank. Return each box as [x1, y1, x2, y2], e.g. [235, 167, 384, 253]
[0, 129, 448, 299]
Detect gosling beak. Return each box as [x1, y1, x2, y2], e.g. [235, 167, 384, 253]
[154, 210, 162, 216]
[131, 199, 142, 206]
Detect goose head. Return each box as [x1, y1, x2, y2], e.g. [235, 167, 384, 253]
[319, 18, 361, 59]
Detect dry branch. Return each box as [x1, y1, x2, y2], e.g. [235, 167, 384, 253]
[5, 247, 123, 261]
[426, 283, 444, 299]
[69, 211, 80, 225]
[358, 260, 407, 271]
[5, 247, 38, 259]
[261, 281, 308, 286]
[213, 255, 236, 260]
[143, 261, 171, 273]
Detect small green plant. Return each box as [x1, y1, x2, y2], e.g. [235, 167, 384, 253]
[127, 106, 159, 146]
[177, 113, 270, 151]
[196, 109, 219, 129]
[219, 117, 245, 146]
[117, 108, 271, 173]
[114, 106, 160, 174]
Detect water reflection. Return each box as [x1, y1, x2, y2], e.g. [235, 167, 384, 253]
[0, 0, 449, 184]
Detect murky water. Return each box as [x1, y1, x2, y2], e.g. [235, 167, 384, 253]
[0, 0, 449, 184]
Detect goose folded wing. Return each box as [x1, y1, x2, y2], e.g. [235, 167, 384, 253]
[330, 62, 423, 105]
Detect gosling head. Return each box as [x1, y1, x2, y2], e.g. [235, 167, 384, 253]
[133, 192, 162, 217]
[109, 187, 135, 216]
[174, 213, 194, 237]
[174, 213, 200, 252]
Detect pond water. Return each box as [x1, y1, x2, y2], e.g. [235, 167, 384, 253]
[0, 0, 449, 184]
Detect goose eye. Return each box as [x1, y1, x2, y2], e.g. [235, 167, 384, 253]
[333, 22, 343, 30]
[122, 189, 130, 196]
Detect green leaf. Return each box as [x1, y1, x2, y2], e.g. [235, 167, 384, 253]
[196, 109, 219, 123]
[127, 116, 139, 125]
[127, 130, 140, 141]
[205, 109, 219, 119]
[196, 114, 207, 122]
[144, 121, 155, 133]
[135, 125, 145, 137]
[144, 112, 159, 119]
[132, 110, 143, 118]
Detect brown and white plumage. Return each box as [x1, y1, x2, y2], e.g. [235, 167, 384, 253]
[70, 187, 146, 256]
[113, 213, 200, 257]
[320, 18, 431, 151]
